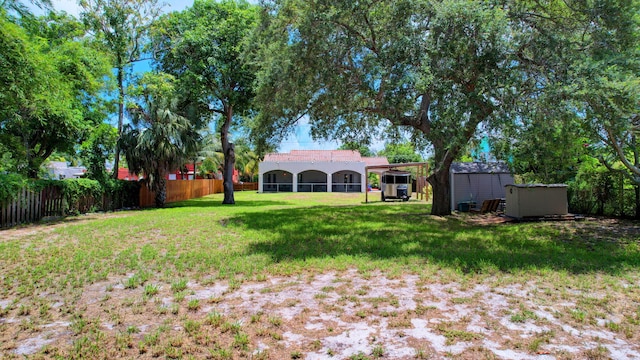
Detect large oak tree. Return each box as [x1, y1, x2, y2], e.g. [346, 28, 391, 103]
[252, 0, 519, 215]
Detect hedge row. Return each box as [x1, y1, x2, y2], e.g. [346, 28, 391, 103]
[0, 174, 141, 215]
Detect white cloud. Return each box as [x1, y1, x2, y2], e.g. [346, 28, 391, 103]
[277, 128, 341, 153]
[277, 117, 341, 153]
[52, 0, 81, 16]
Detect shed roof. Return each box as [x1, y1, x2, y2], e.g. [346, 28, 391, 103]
[506, 184, 567, 188]
[450, 162, 511, 174]
[263, 150, 389, 166]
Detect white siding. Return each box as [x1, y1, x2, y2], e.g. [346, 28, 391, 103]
[259, 161, 366, 193]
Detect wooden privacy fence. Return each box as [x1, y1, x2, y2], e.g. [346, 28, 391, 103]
[139, 179, 224, 207]
[0, 186, 64, 228]
[2, 179, 251, 227]
[233, 182, 258, 191]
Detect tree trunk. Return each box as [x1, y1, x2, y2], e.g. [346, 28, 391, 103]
[155, 177, 167, 208]
[193, 160, 197, 180]
[619, 173, 625, 217]
[27, 166, 38, 179]
[112, 64, 125, 179]
[27, 150, 45, 179]
[633, 134, 639, 219]
[635, 184, 640, 219]
[597, 191, 605, 215]
[428, 167, 451, 215]
[223, 144, 236, 204]
[221, 105, 235, 205]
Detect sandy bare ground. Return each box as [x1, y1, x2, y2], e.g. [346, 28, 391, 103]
[1, 267, 639, 359]
[0, 213, 133, 240]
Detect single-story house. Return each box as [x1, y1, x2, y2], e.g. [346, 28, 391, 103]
[46, 161, 86, 180]
[450, 162, 514, 212]
[259, 150, 389, 193]
[117, 168, 142, 181]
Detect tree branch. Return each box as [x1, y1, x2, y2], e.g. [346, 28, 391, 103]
[606, 126, 640, 178]
[417, 91, 432, 135]
[331, 20, 377, 54]
[362, 11, 378, 53]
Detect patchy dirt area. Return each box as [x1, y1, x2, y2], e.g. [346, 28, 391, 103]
[1, 269, 639, 359]
[458, 213, 640, 244]
[550, 217, 640, 245]
[0, 212, 132, 242]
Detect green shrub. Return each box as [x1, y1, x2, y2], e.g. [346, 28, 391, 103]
[0, 173, 28, 204]
[102, 179, 141, 210]
[1, 174, 141, 228]
[2, 176, 140, 214]
[59, 178, 103, 215]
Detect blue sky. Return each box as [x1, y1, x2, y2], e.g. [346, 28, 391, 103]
[45, 0, 227, 16]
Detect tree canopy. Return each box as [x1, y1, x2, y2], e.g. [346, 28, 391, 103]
[0, 10, 112, 177]
[338, 142, 375, 158]
[249, 0, 640, 215]
[80, 0, 164, 177]
[252, 0, 520, 214]
[378, 142, 423, 164]
[490, 0, 640, 216]
[151, 0, 259, 204]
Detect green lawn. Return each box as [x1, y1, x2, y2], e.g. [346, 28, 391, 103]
[1, 192, 639, 359]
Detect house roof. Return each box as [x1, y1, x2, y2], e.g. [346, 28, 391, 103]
[263, 150, 389, 166]
[117, 168, 141, 181]
[47, 161, 69, 169]
[450, 162, 511, 174]
[363, 156, 390, 167]
[46, 162, 87, 178]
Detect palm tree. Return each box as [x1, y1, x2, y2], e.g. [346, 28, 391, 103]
[119, 73, 200, 207]
[194, 129, 224, 179]
[234, 142, 260, 182]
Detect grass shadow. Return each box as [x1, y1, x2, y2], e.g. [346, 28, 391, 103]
[233, 204, 640, 275]
[0, 215, 98, 231]
[165, 198, 292, 208]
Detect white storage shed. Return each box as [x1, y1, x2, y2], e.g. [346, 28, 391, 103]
[505, 184, 569, 218]
[450, 162, 514, 212]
